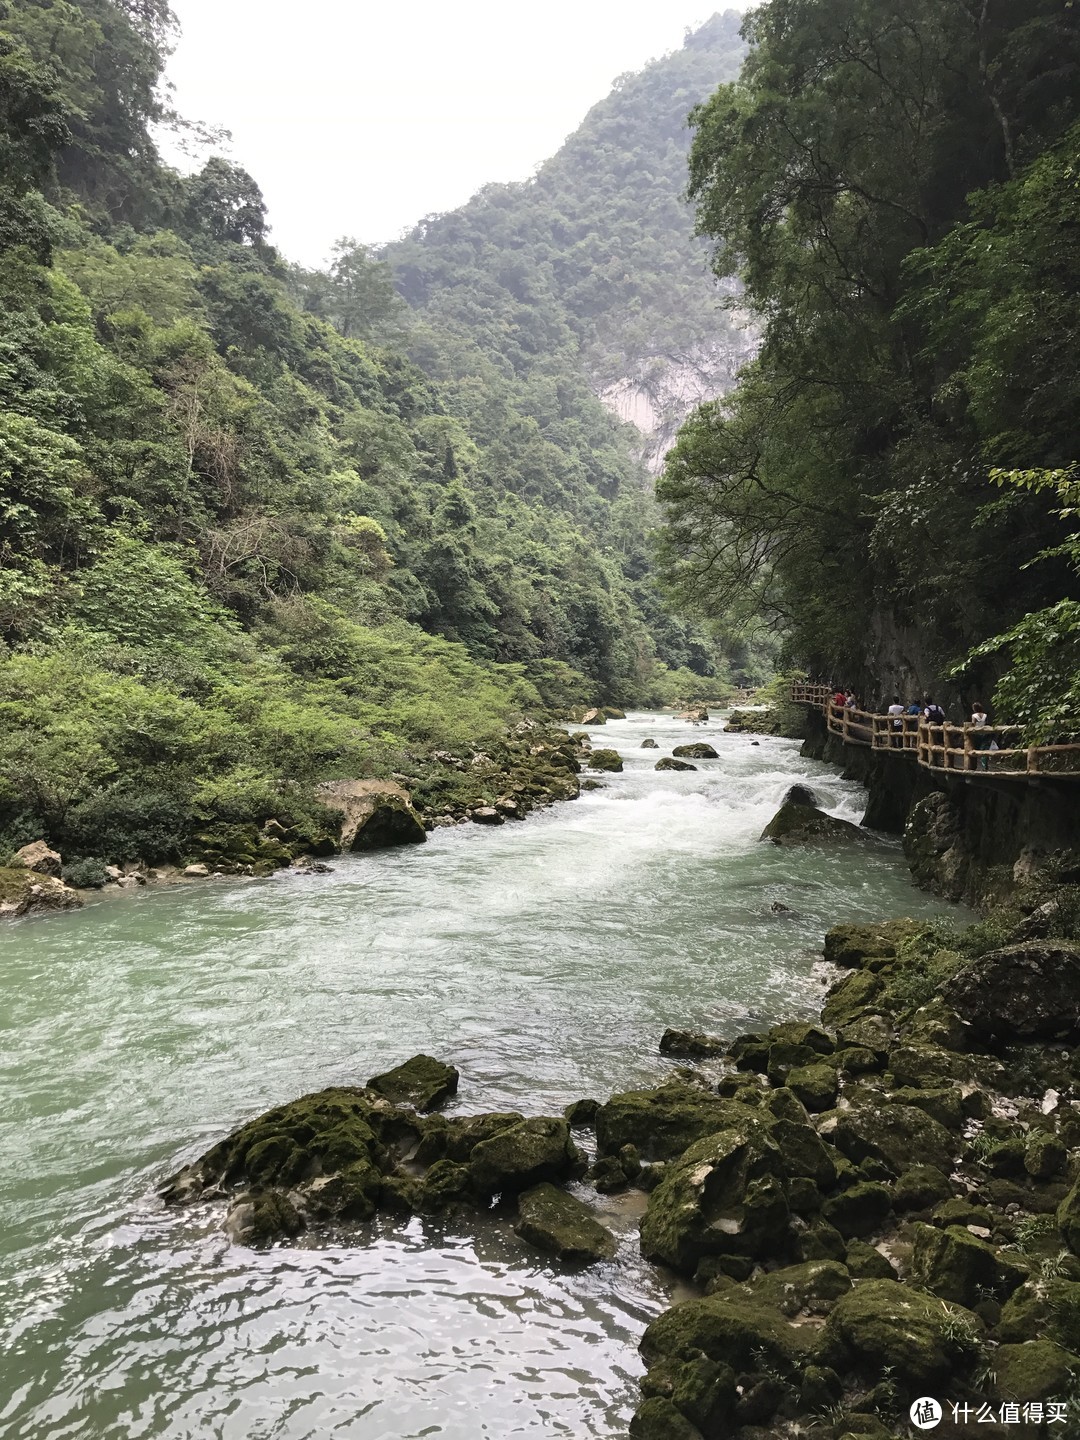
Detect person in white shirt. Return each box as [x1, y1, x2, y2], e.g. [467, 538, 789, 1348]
[887, 696, 905, 748]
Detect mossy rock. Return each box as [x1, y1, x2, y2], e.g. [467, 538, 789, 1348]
[162, 1087, 397, 1202]
[226, 1188, 304, 1247]
[600, 707, 626, 719]
[639, 1124, 788, 1274]
[659, 1028, 726, 1058]
[893, 1164, 954, 1212]
[740, 1259, 851, 1316]
[992, 1340, 1080, 1403]
[1059, 1176, 1080, 1253]
[513, 1182, 615, 1264]
[786, 1062, 838, 1113]
[911, 1222, 1027, 1307]
[836, 1013, 894, 1057]
[302, 1159, 383, 1221]
[348, 795, 428, 850]
[887, 1043, 972, 1089]
[766, 1040, 818, 1085]
[767, 1021, 835, 1054]
[830, 1097, 955, 1177]
[564, 1097, 599, 1127]
[942, 941, 1080, 1042]
[629, 1396, 703, 1440]
[415, 1111, 526, 1164]
[902, 996, 970, 1051]
[823, 919, 923, 968]
[468, 1116, 580, 1195]
[845, 1239, 898, 1279]
[824, 1279, 984, 1386]
[414, 1158, 472, 1212]
[641, 1290, 824, 1378]
[672, 743, 718, 759]
[796, 1217, 847, 1262]
[998, 1279, 1080, 1351]
[822, 1181, 892, 1239]
[768, 1115, 838, 1187]
[587, 748, 623, 772]
[888, 1084, 966, 1132]
[760, 801, 865, 846]
[640, 738, 659, 749]
[595, 1081, 756, 1161]
[1028, 1129, 1068, 1179]
[655, 757, 697, 772]
[821, 970, 885, 1028]
[367, 1055, 459, 1111]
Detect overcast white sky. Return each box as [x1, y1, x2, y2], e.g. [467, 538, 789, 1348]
[161, 1, 751, 268]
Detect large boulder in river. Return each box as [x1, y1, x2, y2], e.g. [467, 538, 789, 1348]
[760, 801, 863, 846]
[941, 941, 1080, 1041]
[641, 738, 659, 749]
[580, 708, 606, 725]
[514, 1182, 615, 1263]
[0, 865, 82, 918]
[367, 1055, 459, 1110]
[656, 757, 697, 772]
[317, 779, 426, 850]
[781, 784, 818, 808]
[672, 743, 718, 760]
[588, 748, 623, 772]
[468, 1116, 582, 1194]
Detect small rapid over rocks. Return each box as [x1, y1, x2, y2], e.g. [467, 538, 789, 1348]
[0, 712, 960, 1439]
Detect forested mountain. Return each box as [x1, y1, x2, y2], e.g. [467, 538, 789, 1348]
[0, 0, 749, 869]
[659, 0, 1080, 732]
[384, 12, 753, 474]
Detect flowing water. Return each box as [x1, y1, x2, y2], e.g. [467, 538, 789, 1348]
[0, 713, 963, 1439]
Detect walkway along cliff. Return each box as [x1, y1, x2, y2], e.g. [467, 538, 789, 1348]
[790, 686, 1080, 907]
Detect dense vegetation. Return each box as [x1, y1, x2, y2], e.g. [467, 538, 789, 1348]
[0, 0, 750, 869]
[658, 0, 1080, 731]
[378, 11, 764, 682]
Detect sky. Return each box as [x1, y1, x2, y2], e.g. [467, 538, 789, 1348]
[160, 1, 751, 268]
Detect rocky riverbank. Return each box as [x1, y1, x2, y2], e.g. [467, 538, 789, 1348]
[0, 722, 592, 917]
[159, 849, 1080, 1439]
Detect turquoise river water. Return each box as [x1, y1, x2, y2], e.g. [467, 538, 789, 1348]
[0, 712, 962, 1439]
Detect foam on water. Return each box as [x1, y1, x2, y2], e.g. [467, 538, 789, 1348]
[0, 713, 962, 1439]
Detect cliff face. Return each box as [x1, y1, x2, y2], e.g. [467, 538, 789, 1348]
[599, 323, 758, 474]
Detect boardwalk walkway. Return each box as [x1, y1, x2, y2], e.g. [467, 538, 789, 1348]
[790, 684, 1080, 780]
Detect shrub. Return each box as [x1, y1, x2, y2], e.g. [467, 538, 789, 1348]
[61, 857, 109, 888]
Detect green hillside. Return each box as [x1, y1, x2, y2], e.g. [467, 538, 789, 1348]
[0, 0, 754, 869]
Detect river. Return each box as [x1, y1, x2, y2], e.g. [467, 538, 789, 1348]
[0, 711, 961, 1439]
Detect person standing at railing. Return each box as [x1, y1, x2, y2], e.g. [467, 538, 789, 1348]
[845, 691, 857, 709]
[971, 703, 992, 771]
[833, 687, 846, 709]
[906, 700, 922, 717]
[887, 696, 905, 749]
[924, 699, 946, 725]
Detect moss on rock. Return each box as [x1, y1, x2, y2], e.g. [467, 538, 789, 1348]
[513, 1182, 615, 1263]
[824, 1279, 984, 1387]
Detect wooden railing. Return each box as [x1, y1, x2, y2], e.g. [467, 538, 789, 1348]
[791, 689, 1080, 780]
[790, 682, 834, 708]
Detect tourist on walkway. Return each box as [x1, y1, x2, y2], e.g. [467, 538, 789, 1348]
[924, 699, 946, 725]
[971, 703, 992, 771]
[887, 695, 905, 748]
[844, 691, 857, 709]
